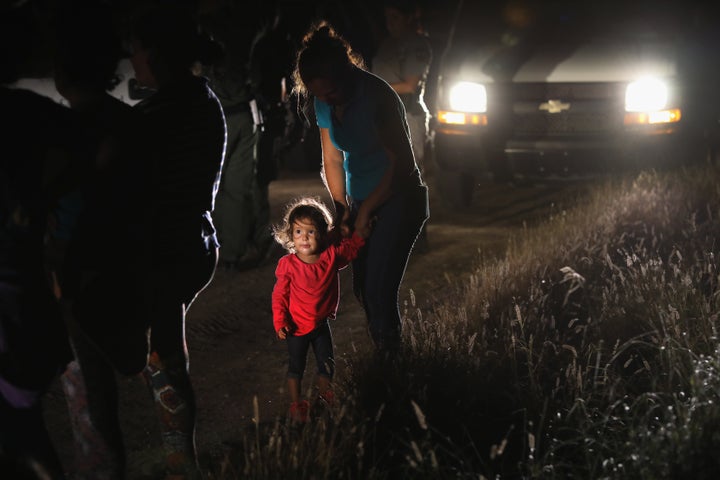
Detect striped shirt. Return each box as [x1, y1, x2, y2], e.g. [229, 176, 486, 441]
[135, 75, 226, 262]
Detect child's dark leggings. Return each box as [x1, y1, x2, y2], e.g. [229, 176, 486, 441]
[286, 319, 334, 380]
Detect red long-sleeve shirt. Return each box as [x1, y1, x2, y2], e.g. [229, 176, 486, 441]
[272, 233, 365, 336]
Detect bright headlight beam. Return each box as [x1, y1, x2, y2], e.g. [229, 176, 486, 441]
[625, 77, 668, 112]
[449, 82, 487, 113]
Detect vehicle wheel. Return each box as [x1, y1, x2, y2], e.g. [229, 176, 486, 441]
[489, 153, 514, 184]
[437, 170, 475, 208]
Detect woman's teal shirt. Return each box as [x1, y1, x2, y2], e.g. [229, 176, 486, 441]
[314, 69, 410, 201]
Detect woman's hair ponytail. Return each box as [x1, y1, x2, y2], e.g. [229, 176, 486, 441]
[291, 21, 365, 99]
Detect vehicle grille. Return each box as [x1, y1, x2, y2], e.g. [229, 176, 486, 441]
[513, 110, 621, 134]
[509, 82, 625, 136]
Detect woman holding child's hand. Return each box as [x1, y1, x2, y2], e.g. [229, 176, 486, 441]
[292, 21, 429, 354]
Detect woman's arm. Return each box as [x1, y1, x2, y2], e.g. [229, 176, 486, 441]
[352, 147, 396, 238]
[353, 87, 416, 237]
[320, 127, 351, 234]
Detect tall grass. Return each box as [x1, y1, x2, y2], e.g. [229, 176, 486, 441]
[212, 164, 720, 479]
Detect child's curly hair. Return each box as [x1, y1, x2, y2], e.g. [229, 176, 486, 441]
[273, 196, 333, 253]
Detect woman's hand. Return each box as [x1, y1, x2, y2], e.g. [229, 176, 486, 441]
[333, 200, 352, 237]
[327, 227, 341, 245]
[353, 209, 375, 239]
[339, 217, 352, 237]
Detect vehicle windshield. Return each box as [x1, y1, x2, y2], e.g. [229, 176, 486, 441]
[448, 0, 702, 48]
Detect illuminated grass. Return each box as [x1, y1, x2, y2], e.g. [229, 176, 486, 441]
[210, 164, 720, 479]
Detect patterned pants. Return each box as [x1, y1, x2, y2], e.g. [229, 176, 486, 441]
[142, 351, 197, 478]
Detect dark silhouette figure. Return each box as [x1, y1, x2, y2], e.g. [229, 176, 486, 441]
[50, 1, 146, 478]
[249, 5, 296, 184]
[371, 0, 432, 173]
[127, 4, 226, 478]
[371, 0, 433, 252]
[246, 7, 299, 265]
[198, 1, 268, 271]
[0, 2, 76, 478]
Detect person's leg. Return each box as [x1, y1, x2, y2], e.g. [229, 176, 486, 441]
[0, 283, 69, 479]
[143, 351, 198, 479]
[286, 333, 310, 422]
[250, 179, 274, 263]
[315, 375, 331, 396]
[0, 392, 65, 479]
[285, 336, 303, 404]
[287, 377, 301, 404]
[309, 320, 334, 394]
[213, 112, 258, 265]
[359, 187, 429, 352]
[61, 266, 151, 479]
[61, 333, 125, 480]
[143, 252, 215, 478]
[351, 216, 369, 312]
[144, 303, 196, 478]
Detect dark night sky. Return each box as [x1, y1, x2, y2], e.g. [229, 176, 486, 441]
[2, 0, 717, 84]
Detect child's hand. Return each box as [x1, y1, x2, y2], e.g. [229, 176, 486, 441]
[277, 326, 290, 340]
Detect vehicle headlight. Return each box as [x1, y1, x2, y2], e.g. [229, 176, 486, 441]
[625, 77, 668, 112]
[449, 81, 487, 113]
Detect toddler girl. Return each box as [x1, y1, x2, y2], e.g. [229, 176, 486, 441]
[271, 197, 365, 423]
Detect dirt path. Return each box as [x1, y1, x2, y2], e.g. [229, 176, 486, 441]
[41, 170, 594, 478]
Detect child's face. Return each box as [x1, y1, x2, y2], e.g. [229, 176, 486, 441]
[292, 218, 321, 257]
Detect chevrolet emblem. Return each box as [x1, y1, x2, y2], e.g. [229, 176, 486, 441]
[539, 99, 571, 114]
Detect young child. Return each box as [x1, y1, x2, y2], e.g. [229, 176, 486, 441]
[271, 197, 366, 423]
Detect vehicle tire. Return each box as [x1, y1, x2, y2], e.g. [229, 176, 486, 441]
[489, 153, 514, 184]
[437, 169, 475, 208]
[430, 138, 477, 207]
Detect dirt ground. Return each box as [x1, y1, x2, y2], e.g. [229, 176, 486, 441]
[41, 168, 593, 478]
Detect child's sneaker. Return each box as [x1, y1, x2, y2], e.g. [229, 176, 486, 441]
[317, 389, 335, 408]
[289, 400, 310, 424]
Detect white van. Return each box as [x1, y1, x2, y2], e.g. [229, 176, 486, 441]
[431, 0, 720, 204]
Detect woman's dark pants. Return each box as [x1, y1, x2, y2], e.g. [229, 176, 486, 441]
[352, 184, 429, 352]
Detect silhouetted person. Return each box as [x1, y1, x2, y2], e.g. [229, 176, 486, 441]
[51, 1, 145, 477]
[372, 0, 432, 174]
[371, 0, 432, 252]
[0, 2, 76, 478]
[199, 1, 266, 271]
[128, 4, 226, 478]
[249, 5, 298, 260]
